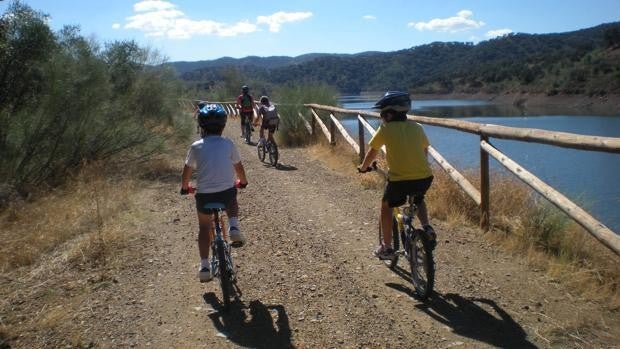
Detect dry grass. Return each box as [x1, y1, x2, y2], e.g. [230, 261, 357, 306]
[308, 142, 619, 306]
[0, 155, 175, 347]
[0, 163, 134, 272]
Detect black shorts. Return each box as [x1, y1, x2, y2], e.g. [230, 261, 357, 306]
[240, 111, 253, 124]
[261, 118, 279, 132]
[383, 176, 433, 208]
[195, 187, 237, 214]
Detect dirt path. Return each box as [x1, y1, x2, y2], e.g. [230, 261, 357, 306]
[3, 122, 618, 348]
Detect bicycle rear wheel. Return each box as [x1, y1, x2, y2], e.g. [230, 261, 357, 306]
[244, 121, 252, 144]
[268, 141, 279, 166]
[408, 230, 435, 299]
[257, 141, 266, 161]
[216, 240, 232, 308]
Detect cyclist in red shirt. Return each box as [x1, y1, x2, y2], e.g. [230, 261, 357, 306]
[236, 85, 255, 139]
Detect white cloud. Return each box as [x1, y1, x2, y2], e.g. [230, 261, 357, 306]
[134, 0, 175, 12]
[362, 15, 376, 20]
[256, 11, 313, 33]
[124, 1, 311, 38]
[112, 23, 121, 29]
[486, 28, 513, 38]
[408, 10, 485, 33]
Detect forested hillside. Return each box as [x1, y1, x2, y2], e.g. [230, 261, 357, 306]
[175, 22, 620, 95]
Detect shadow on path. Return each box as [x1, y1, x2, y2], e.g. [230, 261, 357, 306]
[273, 163, 297, 171]
[203, 293, 293, 349]
[386, 283, 536, 348]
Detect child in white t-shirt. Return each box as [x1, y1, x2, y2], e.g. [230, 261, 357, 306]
[181, 104, 248, 282]
[256, 96, 280, 145]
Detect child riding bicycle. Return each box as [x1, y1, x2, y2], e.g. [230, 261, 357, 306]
[236, 85, 255, 139]
[358, 91, 436, 260]
[181, 104, 248, 282]
[256, 96, 279, 145]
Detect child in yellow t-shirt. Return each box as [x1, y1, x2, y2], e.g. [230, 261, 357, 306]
[358, 91, 435, 259]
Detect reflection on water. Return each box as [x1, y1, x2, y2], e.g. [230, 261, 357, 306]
[338, 96, 620, 233]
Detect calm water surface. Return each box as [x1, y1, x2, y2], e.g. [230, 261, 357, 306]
[339, 96, 620, 233]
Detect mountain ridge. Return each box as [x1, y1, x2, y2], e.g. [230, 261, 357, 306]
[171, 22, 620, 95]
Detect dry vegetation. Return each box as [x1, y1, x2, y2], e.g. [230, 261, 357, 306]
[0, 147, 185, 346]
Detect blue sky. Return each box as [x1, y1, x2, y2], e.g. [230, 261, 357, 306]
[2, 0, 619, 62]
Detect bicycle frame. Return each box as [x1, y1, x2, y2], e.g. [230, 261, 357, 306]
[394, 198, 418, 253]
[204, 203, 238, 308]
[360, 161, 435, 299]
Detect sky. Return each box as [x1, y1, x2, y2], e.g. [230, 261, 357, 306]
[1, 0, 619, 62]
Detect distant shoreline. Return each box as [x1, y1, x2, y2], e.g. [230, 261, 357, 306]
[410, 92, 620, 115]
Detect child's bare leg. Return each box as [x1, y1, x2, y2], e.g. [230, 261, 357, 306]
[197, 211, 214, 259]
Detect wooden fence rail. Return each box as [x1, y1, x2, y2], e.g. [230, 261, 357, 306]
[302, 103, 620, 257]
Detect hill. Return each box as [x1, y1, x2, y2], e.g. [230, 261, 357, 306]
[173, 22, 620, 95]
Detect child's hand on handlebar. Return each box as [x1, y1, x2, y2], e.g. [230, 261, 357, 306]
[180, 186, 196, 195]
[357, 166, 373, 173]
[357, 160, 378, 173]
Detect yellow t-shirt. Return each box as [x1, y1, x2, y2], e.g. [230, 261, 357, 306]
[369, 121, 432, 181]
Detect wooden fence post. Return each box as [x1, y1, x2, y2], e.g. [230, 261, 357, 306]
[480, 135, 490, 231]
[311, 112, 316, 136]
[358, 115, 365, 162]
[329, 115, 336, 145]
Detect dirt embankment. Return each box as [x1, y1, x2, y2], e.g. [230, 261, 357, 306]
[2, 122, 619, 348]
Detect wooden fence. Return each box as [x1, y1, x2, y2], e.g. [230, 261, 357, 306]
[180, 98, 620, 256]
[302, 103, 620, 257]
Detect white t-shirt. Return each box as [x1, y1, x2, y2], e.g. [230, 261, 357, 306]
[185, 136, 241, 193]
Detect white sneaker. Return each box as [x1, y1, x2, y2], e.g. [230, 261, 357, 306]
[229, 227, 245, 247]
[198, 266, 212, 282]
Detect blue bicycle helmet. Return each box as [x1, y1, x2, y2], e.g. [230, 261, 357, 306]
[373, 91, 411, 113]
[198, 104, 227, 129]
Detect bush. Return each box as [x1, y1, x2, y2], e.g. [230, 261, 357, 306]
[0, 3, 184, 195]
[271, 83, 338, 146]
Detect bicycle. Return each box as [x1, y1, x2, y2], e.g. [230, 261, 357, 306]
[181, 186, 244, 309]
[257, 137, 279, 166]
[359, 161, 435, 300]
[244, 117, 252, 144]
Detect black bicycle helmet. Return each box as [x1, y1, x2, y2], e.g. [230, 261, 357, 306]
[260, 96, 269, 105]
[241, 85, 249, 93]
[198, 104, 227, 129]
[197, 101, 206, 109]
[373, 91, 411, 113]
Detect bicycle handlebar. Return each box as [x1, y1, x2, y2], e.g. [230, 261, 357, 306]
[180, 180, 248, 195]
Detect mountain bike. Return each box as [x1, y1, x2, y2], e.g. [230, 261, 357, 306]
[359, 161, 435, 299]
[257, 137, 279, 166]
[243, 113, 252, 144]
[181, 186, 243, 308]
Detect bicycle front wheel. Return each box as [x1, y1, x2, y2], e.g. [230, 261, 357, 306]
[268, 142, 279, 166]
[408, 230, 435, 300]
[216, 240, 232, 308]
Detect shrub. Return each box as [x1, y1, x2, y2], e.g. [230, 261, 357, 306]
[271, 83, 338, 146]
[0, 3, 184, 196]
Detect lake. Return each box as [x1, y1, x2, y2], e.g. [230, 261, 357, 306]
[338, 95, 620, 234]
